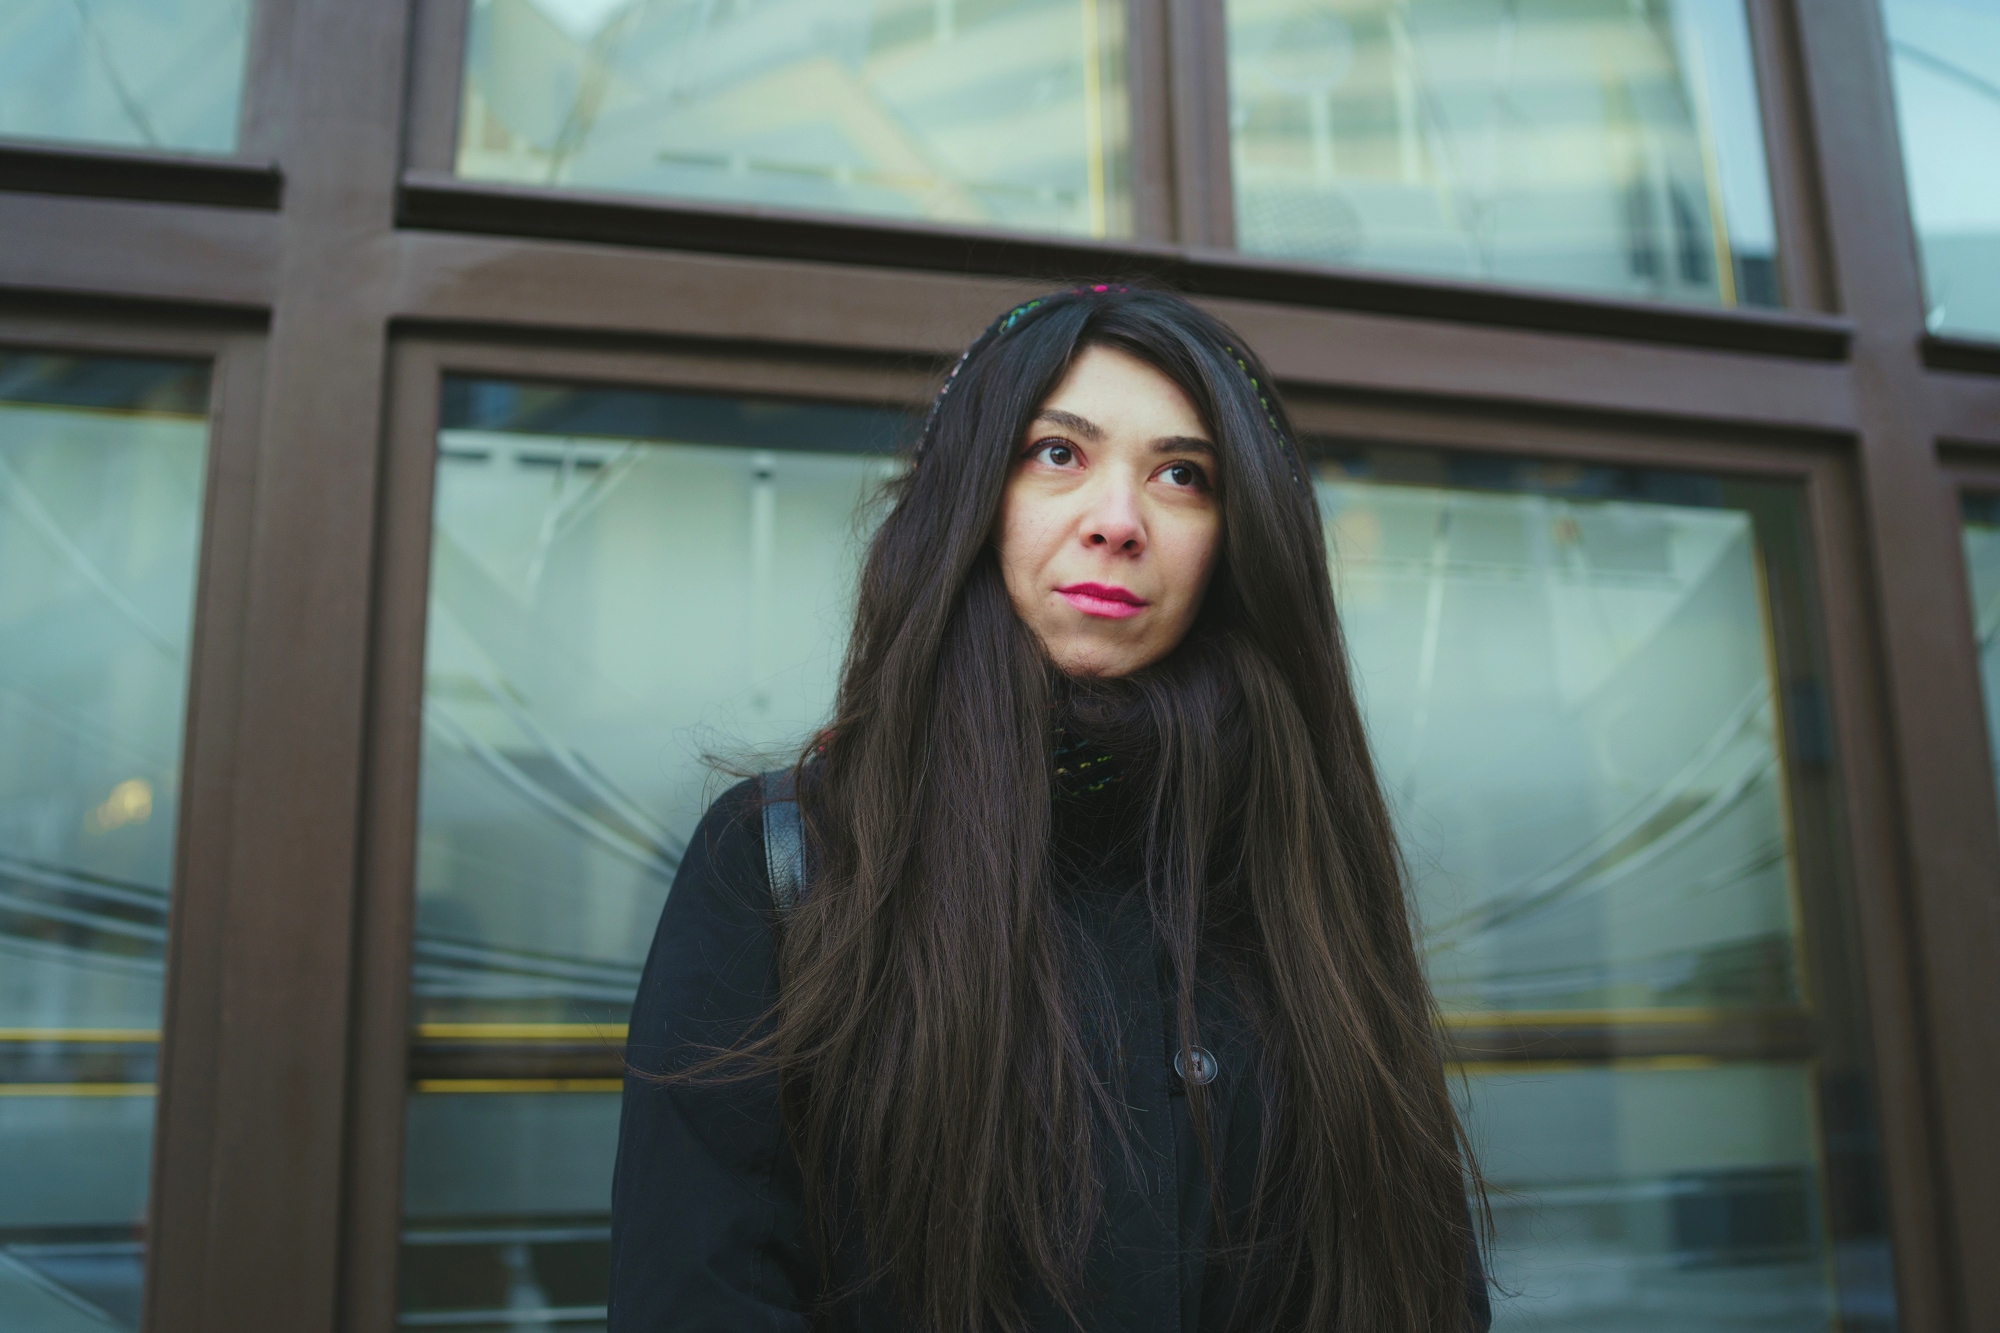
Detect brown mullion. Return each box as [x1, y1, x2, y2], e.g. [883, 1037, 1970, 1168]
[339, 339, 449, 1333]
[182, 0, 417, 1328]
[145, 325, 268, 1333]
[1745, 0, 1838, 313]
[1756, 452, 1942, 1306]
[1801, 437, 1954, 1333]
[1125, 0, 1177, 245]
[1164, 0, 1232, 248]
[1795, 2, 2000, 1329]
[403, 0, 470, 177]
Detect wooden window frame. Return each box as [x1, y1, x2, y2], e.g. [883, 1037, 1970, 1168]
[0, 0, 1997, 1328]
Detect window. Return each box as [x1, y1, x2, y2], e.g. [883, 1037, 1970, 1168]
[1226, 0, 1783, 308]
[1881, 0, 2000, 340]
[400, 377, 907, 1329]
[0, 0, 252, 154]
[0, 352, 211, 1330]
[395, 371, 1895, 1329]
[454, 0, 1132, 239]
[1320, 450, 1892, 1331]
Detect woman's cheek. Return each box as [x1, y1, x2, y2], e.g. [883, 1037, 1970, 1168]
[1167, 518, 1220, 595]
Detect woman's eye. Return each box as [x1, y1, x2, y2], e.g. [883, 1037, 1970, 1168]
[1162, 461, 1207, 489]
[1030, 441, 1077, 467]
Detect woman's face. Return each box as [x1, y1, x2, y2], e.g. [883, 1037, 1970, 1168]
[996, 345, 1222, 678]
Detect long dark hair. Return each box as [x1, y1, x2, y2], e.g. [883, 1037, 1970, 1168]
[765, 286, 1479, 1330]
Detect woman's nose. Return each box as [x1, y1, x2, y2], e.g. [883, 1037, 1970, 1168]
[1083, 480, 1145, 553]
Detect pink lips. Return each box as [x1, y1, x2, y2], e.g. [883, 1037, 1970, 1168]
[1057, 582, 1150, 620]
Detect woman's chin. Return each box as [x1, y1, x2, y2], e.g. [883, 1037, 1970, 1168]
[1048, 640, 1159, 680]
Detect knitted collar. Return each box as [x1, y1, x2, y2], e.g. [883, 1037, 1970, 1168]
[1053, 727, 1124, 799]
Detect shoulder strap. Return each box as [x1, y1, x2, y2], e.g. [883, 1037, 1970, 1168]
[760, 768, 805, 914]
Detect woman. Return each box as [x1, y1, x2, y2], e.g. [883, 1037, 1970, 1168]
[611, 285, 1490, 1332]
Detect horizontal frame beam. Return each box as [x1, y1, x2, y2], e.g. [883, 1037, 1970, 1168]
[399, 173, 1854, 358]
[0, 140, 282, 210]
[0, 193, 278, 313]
[387, 230, 1865, 436]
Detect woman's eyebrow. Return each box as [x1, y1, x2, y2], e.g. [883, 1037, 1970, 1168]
[1033, 408, 1104, 439]
[1033, 411, 1213, 456]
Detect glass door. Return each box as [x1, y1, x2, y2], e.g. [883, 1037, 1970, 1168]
[1319, 448, 1892, 1333]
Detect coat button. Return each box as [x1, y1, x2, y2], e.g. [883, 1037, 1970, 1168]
[1173, 1045, 1219, 1087]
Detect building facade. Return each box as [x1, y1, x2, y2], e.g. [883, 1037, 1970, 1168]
[2, 0, 1998, 1329]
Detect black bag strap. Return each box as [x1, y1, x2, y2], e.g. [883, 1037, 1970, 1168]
[760, 768, 805, 914]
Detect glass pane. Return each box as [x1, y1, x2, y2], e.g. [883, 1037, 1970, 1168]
[1320, 452, 1892, 1332]
[0, 0, 251, 154]
[1882, 0, 2000, 340]
[1326, 477, 1796, 1014]
[0, 354, 211, 1330]
[401, 378, 908, 1329]
[403, 1092, 619, 1328]
[1467, 1063, 1835, 1330]
[1961, 494, 2000, 802]
[1227, 0, 1783, 308]
[455, 0, 1132, 238]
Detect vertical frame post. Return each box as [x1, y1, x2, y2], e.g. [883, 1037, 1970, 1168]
[1794, 3, 2000, 1328]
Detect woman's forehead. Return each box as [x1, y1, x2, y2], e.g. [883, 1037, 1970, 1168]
[1034, 346, 1208, 440]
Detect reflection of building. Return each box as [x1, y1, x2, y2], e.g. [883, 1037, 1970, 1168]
[2, 1, 1998, 1331]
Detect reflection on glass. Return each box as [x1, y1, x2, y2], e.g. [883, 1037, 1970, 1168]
[403, 1093, 620, 1328]
[0, 0, 251, 154]
[1226, 0, 1781, 307]
[1321, 453, 1893, 1332]
[456, 0, 1131, 237]
[1960, 494, 2000, 802]
[401, 379, 906, 1329]
[1882, 0, 2000, 339]
[1467, 1063, 1834, 1331]
[0, 355, 210, 1330]
[1323, 476, 1799, 1013]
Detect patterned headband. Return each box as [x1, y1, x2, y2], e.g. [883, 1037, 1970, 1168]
[913, 284, 1306, 490]
[913, 285, 1129, 462]
[1223, 344, 1304, 489]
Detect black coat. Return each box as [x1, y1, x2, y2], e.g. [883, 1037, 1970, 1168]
[610, 778, 1491, 1332]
